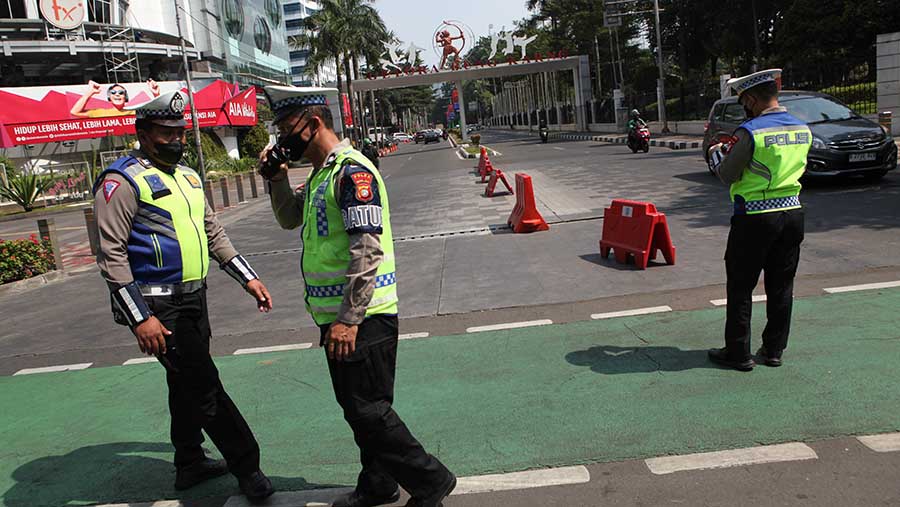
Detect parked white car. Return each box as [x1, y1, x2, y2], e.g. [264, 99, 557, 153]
[392, 132, 413, 141]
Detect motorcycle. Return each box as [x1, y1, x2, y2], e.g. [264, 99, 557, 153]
[539, 127, 549, 143]
[628, 126, 651, 153]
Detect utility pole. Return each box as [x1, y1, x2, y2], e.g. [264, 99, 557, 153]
[173, 0, 206, 180]
[653, 0, 669, 133]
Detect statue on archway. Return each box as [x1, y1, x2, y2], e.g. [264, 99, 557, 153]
[435, 21, 465, 69]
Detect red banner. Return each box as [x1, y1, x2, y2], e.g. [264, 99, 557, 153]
[341, 92, 353, 127]
[0, 79, 257, 148]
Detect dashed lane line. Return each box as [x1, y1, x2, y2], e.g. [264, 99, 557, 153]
[591, 305, 672, 320]
[233, 343, 313, 355]
[857, 432, 900, 452]
[123, 357, 158, 366]
[466, 319, 553, 333]
[399, 332, 430, 340]
[453, 465, 590, 495]
[710, 295, 767, 306]
[644, 442, 818, 475]
[823, 280, 900, 294]
[13, 363, 93, 376]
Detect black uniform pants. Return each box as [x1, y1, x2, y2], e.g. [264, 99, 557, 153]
[147, 287, 261, 477]
[320, 315, 450, 499]
[724, 209, 805, 361]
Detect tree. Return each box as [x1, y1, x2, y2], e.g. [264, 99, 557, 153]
[291, 0, 389, 142]
[240, 124, 271, 159]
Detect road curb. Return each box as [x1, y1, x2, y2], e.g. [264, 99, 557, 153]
[542, 131, 701, 150]
[0, 269, 67, 295]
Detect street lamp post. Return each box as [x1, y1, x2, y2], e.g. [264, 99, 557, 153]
[173, 0, 206, 181]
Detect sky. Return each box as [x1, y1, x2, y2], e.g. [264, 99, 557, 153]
[373, 0, 532, 68]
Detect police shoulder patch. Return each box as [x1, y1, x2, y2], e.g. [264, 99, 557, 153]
[102, 179, 120, 203]
[350, 171, 374, 203]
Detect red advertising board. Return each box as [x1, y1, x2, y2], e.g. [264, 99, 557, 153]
[0, 79, 257, 148]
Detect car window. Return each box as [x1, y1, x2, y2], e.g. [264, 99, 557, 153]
[781, 96, 858, 123]
[722, 104, 746, 124]
[712, 103, 725, 122]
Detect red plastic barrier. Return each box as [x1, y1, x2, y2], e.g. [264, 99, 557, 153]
[484, 168, 513, 197]
[508, 173, 548, 233]
[476, 147, 488, 173]
[599, 200, 675, 270]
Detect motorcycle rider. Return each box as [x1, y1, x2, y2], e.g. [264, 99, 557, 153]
[627, 109, 647, 143]
[539, 117, 549, 142]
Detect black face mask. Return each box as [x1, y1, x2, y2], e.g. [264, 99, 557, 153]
[278, 111, 318, 161]
[154, 140, 184, 167]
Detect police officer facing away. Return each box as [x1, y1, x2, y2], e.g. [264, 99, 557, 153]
[707, 69, 811, 371]
[258, 86, 456, 507]
[93, 91, 276, 502]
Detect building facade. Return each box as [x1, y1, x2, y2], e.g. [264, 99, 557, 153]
[283, 0, 336, 86]
[0, 0, 290, 87]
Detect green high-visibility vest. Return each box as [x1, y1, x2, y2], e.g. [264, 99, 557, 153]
[301, 147, 397, 326]
[730, 111, 811, 214]
[96, 155, 209, 284]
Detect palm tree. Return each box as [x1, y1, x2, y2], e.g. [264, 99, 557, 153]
[289, 5, 348, 134]
[292, 0, 387, 143]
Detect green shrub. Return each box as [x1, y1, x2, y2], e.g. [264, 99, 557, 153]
[185, 130, 229, 170]
[0, 235, 56, 284]
[240, 123, 272, 159]
[0, 173, 55, 212]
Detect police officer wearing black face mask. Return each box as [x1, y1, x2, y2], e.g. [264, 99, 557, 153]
[92, 91, 276, 503]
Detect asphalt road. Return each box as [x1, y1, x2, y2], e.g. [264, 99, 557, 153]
[1, 130, 900, 506]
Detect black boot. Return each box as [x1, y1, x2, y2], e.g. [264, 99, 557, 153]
[332, 488, 401, 507]
[708, 347, 754, 372]
[405, 473, 456, 507]
[756, 347, 783, 367]
[238, 470, 275, 503]
[174, 457, 228, 490]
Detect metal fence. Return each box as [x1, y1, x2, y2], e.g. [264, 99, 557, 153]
[627, 83, 720, 123]
[813, 82, 877, 114]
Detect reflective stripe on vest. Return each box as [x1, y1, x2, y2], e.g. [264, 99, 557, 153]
[95, 156, 209, 284]
[730, 112, 811, 215]
[300, 147, 398, 325]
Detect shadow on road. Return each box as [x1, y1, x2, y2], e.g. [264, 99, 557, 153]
[2, 442, 337, 507]
[578, 253, 673, 271]
[566, 345, 721, 374]
[669, 170, 900, 232]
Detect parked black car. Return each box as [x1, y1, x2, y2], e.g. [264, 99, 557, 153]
[703, 91, 897, 181]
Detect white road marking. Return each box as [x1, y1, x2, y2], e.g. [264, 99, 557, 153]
[399, 332, 430, 340]
[466, 319, 553, 333]
[233, 343, 313, 355]
[858, 433, 900, 452]
[591, 305, 672, 320]
[13, 363, 92, 376]
[98, 501, 187, 507]
[123, 357, 158, 365]
[553, 146, 565, 151]
[645, 442, 818, 475]
[454, 465, 590, 495]
[823, 280, 900, 294]
[710, 295, 767, 306]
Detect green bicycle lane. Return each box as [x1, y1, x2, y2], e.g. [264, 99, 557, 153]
[2, 288, 900, 506]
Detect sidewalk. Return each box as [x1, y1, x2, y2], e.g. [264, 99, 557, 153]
[2, 287, 900, 506]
